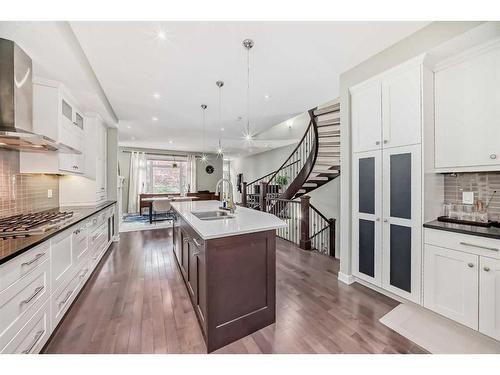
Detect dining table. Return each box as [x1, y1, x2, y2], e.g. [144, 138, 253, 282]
[142, 196, 200, 224]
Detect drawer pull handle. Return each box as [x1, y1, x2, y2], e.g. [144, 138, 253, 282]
[21, 253, 45, 266]
[20, 286, 45, 305]
[467, 263, 474, 268]
[490, 154, 497, 160]
[183, 238, 190, 243]
[192, 238, 202, 247]
[192, 251, 201, 257]
[375, 141, 380, 145]
[59, 290, 74, 307]
[459, 242, 499, 252]
[484, 267, 491, 272]
[21, 330, 45, 354]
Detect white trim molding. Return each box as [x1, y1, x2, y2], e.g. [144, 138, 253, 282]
[338, 272, 355, 285]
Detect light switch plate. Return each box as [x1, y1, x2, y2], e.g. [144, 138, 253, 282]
[47, 189, 53, 198]
[462, 191, 474, 204]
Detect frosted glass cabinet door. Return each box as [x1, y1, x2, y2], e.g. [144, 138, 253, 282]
[352, 150, 382, 286]
[382, 145, 422, 303]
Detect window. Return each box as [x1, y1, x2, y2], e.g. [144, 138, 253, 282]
[146, 158, 187, 194]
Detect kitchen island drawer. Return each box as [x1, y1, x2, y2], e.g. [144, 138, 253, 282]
[0, 259, 50, 349]
[0, 242, 50, 292]
[0, 300, 50, 354]
[425, 228, 500, 259]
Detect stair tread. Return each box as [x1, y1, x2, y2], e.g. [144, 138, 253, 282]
[314, 103, 340, 116]
[319, 142, 340, 146]
[302, 182, 317, 188]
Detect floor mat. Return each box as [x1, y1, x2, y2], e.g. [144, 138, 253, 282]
[120, 214, 173, 233]
[380, 303, 500, 354]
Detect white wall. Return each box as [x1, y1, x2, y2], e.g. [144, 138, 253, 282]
[338, 21, 484, 281]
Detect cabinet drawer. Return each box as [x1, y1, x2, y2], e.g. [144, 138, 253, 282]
[425, 228, 500, 259]
[0, 242, 50, 293]
[0, 259, 50, 349]
[50, 229, 74, 291]
[1, 300, 50, 354]
[51, 266, 81, 329]
[72, 224, 89, 265]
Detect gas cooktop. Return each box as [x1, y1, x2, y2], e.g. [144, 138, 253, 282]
[0, 211, 74, 239]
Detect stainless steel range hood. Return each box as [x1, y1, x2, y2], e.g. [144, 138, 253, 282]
[0, 38, 79, 153]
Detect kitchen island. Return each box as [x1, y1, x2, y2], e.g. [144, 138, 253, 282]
[170, 200, 286, 352]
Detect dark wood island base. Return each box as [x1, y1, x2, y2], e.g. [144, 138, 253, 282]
[172, 216, 276, 352]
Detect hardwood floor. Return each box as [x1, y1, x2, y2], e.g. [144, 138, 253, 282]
[43, 229, 426, 354]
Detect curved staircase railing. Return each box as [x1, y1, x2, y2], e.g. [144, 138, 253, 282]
[240, 100, 340, 257]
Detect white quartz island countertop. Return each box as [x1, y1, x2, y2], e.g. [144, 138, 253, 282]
[170, 200, 286, 240]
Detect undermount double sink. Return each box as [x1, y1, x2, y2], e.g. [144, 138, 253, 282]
[191, 210, 235, 221]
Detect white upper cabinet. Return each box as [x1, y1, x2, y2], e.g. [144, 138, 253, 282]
[351, 60, 423, 154]
[382, 65, 422, 148]
[20, 79, 85, 175]
[351, 82, 382, 153]
[434, 40, 500, 172]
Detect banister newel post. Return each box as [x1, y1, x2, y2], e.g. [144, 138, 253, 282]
[299, 195, 311, 250]
[242, 182, 248, 207]
[328, 218, 335, 257]
[260, 181, 268, 212]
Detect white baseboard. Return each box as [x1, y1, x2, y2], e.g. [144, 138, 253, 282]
[338, 272, 355, 285]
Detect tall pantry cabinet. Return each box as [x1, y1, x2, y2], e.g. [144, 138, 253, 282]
[351, 57, 426, 303]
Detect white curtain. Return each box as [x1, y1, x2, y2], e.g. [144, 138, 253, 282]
[187, 154, 197, 193]
[128, 152, 147, 214]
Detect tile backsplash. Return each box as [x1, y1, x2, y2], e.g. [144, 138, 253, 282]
[0, 149, 59, 218]
[444, 172, 500, 221]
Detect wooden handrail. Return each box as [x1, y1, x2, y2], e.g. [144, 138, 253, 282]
[310, 203, 328, 222]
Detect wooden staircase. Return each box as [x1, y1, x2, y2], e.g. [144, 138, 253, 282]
[295, 101, 340, 198]
[241, 99, 340, 256]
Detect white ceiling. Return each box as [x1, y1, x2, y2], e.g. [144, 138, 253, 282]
[71, 22, 429, 157]
[1, 21, 429, 158]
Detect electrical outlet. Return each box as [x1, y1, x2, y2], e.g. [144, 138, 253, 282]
[47, 189, 53, 198]
[462, 191, 474, 205]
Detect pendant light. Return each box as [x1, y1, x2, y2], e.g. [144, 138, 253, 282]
[200, 104, 208, 163]
[242, 38, 254, 144]
[172, 154, 178, 168]
[216, 80, 224, 158]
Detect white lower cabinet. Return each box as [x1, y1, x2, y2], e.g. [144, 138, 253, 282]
[479, 257, 500, 340]
[423, 244, 479, 329]
[1, 301, 51, 354]
[0, 204, 116, 353]
[424, 228, 500, 341]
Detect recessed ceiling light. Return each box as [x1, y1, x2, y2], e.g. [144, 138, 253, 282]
[168, 140, 173, 144]
[152, 116, 158, 122]
[131, 136, 136, 140]
[126, 125, 131, 129]
[156, 30, 166, 40]
[153, 93, 161, 99]
[220, 128, 224, 132]
[264, 94, 270, 100]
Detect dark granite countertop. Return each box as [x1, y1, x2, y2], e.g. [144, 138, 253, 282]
[0, 201, 116, 265]
[424, 220, 500, 241]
